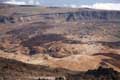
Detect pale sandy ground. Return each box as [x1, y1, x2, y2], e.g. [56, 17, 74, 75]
[0, 43, 120, 72]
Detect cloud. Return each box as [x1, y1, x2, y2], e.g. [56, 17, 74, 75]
[80, 3, 120, 10]
[4, 0, 26, 5]
[63, 3, 120, 10]
[69, 4, 77, 8]
[3, 0, 40, 5]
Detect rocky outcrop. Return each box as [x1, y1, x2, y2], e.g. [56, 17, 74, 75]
[1, 8, 120, 24]
[66, 10, 120, 21]
[0, 16, 14, 23]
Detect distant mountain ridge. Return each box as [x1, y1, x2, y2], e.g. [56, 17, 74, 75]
[0, 4, 120, 24]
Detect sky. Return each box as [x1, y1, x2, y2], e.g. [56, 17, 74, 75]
[0, 0, 120, 10]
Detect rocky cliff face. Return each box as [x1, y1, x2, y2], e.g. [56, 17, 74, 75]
[39, 10, 120, 21]
[0, 8, 120, 24]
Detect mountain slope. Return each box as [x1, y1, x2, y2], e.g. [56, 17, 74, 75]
[0, 4, 120, 74]
[0, 57, 119, 80]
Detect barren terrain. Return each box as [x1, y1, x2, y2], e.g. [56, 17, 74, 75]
[0, 4, 120, 80]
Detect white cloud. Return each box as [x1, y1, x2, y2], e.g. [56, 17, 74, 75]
[4, 0, 26, 5]
[80, 3, 120, 10]
[70, 4, 77, 8]
[3, 0, 40, 5]
[63, 3, 120, 10]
